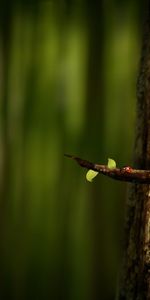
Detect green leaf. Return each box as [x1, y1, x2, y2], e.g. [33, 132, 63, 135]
[107, 158, 116, 169]
[86, 169, 99, 182]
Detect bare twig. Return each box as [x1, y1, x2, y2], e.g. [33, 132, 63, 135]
[65, 154, 150, 184]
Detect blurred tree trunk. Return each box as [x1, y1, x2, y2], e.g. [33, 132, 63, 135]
[85, 1, 107, 300]
[0, 2, 13, 299]
[118, 2, 150, 299]
[0, 1, 12, 214]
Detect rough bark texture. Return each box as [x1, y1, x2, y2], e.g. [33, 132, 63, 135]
[118, 2, 150, 299]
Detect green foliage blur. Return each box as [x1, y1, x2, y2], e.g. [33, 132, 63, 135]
[0, 0, 142, 299]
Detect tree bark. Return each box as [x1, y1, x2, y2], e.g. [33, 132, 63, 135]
[118, 2, 150, 299]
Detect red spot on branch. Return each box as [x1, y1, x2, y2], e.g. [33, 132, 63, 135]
[122, 166, 133, 173]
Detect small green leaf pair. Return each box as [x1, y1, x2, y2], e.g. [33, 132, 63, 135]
[86, 158, 116, 182]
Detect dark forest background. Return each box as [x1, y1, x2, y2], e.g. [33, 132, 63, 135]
[0, 0, 143, 299]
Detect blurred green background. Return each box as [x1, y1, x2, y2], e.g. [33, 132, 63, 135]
[0, 0, 142, 299]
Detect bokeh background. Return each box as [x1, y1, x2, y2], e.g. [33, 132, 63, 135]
[0, 0, 143, 299]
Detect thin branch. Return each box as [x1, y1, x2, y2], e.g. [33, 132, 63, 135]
[65, 154, 150, 184]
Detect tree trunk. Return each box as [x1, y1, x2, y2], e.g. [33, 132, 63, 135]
[118, 2, 150, 299]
